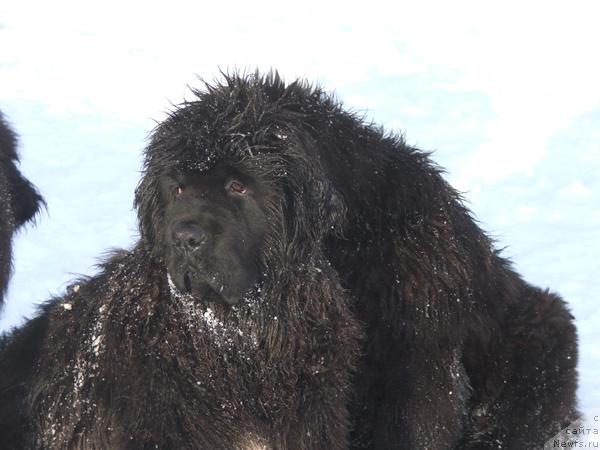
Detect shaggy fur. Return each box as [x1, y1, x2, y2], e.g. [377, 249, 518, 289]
[0, 78, 362, 449]
[0, 111, 44, 306]
[0, 73, 578, 449]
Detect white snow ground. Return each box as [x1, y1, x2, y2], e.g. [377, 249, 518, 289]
[0, 0, 598, 433]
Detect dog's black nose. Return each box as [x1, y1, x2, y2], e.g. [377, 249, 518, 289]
[171, 221, 206, 251]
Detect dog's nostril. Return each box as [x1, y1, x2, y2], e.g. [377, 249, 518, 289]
[172, 221, 207, 250]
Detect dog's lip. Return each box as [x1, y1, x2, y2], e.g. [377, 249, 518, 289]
[168, 270, 190, 294]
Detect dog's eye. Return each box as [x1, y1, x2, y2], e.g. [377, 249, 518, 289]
[174, 186, 184, 196]
[228, 180, 247, 195]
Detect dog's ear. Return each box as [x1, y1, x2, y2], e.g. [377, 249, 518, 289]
[281, 163, 347, 258]
[134, 172, 162, 253]
[276, 131, 348, 259]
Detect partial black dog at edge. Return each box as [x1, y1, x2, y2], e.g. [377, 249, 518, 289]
[0, 111, 44, 307]
[0, 73, 578, 449]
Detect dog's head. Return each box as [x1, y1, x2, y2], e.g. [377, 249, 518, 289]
[135, 73, 346, 305]
[0, 114, 44, 230]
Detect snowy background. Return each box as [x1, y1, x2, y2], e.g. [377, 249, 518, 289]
[1, 0, 598, 426]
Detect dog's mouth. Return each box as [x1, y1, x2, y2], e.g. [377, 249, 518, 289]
[168, 267, 237, 305]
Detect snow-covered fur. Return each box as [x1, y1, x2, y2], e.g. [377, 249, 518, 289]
[0, 73, 578, 449]
[0, 111, 44, 307]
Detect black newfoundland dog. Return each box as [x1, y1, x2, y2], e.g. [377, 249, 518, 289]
[0, 73, 577, 449]
[0, 111, 44, 306]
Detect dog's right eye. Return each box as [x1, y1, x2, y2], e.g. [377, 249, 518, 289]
[174, 186, 184, 196]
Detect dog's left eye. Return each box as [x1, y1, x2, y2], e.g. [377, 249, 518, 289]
[227, 180, 248, 195]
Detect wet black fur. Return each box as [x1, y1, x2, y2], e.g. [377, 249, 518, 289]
[0, 73, 578, 449]
[0, 111, 44, 307]
[0, 77, 362, 449]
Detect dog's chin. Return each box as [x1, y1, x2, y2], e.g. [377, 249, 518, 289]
[168, 269, 241, 305]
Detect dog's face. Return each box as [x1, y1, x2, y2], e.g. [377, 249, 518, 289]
[160, 163, 268, 305]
